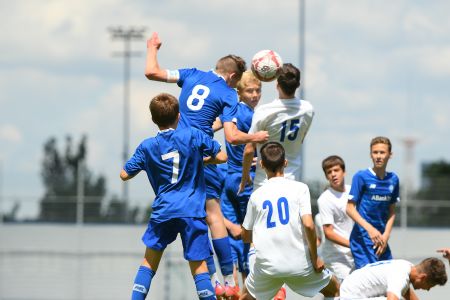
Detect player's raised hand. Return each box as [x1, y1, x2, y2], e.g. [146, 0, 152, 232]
[147, 32, 161, 50]
[437, 248, 450, 260]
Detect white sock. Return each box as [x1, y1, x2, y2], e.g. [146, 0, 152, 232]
[211, 273, 220, 286]
[223, 274, 236, 287]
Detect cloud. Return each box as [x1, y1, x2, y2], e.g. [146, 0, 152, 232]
[0, 124, 22, 143]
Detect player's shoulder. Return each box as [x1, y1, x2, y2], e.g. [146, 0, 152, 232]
[386, 171, 400, 181]
[299, 99, 314, 111]
[317, 188, 333, 205]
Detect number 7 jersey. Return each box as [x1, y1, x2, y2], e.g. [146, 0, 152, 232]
[242, 177, 313, 276]
[248, 98, 314, 189]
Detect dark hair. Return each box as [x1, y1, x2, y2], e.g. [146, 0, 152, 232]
[322, 155, 346, 174]
[277, 63, 301, 96]
[149, 93, 179, 127]
[417, 258, 447, 286]
[260, 142, 285, 173]
[370, 136, 392, 152]
[216, 54, 247, 80]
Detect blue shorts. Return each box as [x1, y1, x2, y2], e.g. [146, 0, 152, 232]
[222, 171, 254, 224]
[142, 217, 212, 261]
[229, 237, 250, 275]
[350, 233, 392, 269]
[205, 164, 223, 200]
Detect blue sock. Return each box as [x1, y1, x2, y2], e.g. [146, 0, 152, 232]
[194, 272, 216, 299]
[212, 237, 233, 276]
[206, 255, 217, 276]
[131, 266, 155, 300]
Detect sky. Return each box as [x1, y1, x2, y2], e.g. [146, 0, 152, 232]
[1, 0, 450, 218]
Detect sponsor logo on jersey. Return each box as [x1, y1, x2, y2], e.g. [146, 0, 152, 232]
[369, 184, 377, 189]
[371, 195, 391, 202]
[198, 289, 214, 298]
[133, 284, 148, 294]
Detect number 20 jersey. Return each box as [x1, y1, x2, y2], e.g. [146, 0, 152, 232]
[243, 177, 313, 276]
[176, 68, 239, 137]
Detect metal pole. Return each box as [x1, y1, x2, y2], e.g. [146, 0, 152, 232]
[108, 27, 145, 222]
[299, 0, 306, 180]
[0, 160, 3, 225]
[76, 159, 85, 225]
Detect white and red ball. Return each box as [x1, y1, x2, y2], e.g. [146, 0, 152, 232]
[251, 50, 283, 82]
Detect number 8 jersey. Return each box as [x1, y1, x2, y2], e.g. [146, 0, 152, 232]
[173, 68, 239, 138]
[242, 177, 313, 276]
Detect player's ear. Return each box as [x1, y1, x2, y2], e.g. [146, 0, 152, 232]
[284, 159, 288, 167]
[259, 160, 265, 169]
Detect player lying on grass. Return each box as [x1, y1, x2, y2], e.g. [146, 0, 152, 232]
[340, 258, 447, 300]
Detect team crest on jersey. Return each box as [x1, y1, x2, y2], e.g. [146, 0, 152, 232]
[389, 185, 394, 192]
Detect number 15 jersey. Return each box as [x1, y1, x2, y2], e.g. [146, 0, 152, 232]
[242, 177, 313, 276]
[248, 98, 314, 189]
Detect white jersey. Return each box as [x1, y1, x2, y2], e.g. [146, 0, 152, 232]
[317, 185, 354, 279]
[340, 260, 413, 299]
[242, 177, 313, 276]
[248, 98, 314, 189]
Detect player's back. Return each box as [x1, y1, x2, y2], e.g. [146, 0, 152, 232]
[177, 68, 238, 137]
[130, 127, 220, 222]
[340, 259, 412, 298]
[250, 98, 314, 187]
[244, 177, 313, 276]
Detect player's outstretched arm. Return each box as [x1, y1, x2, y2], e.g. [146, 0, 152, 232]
[203, 149, 227, 165]
[323, 224, 350, 248]
[302, 214, 324, 272]
[346, 201, 384, 250]
[144, 32, 174, 82]
[223, 121, 268, 145]
[238, 143, 255, 195]
[120, 169, 137, 181]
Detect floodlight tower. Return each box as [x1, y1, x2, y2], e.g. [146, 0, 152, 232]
[299, 0, 306, 180]
[108, 26, 145, 221]
[401, 137, 418, 229]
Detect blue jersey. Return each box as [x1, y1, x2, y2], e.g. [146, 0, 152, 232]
[177, 68, 239, 137]
[349, 168, 400, 233]
[124, 127, 221, 222]
[221, 102, 256, 173]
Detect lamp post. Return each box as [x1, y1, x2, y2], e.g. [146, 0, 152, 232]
[108, 26, 145, 222]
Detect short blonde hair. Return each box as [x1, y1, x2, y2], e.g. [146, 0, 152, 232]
[237, 70, 261, 92]
[370, 136, 392, 152]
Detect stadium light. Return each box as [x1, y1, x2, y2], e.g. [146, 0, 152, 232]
[108, 26, 146, 222]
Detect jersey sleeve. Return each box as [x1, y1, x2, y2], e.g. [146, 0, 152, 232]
[242, 195, 256, 230]
[124, 143, 146, 176]
[386, 265, 410, 299]
[317, 192, 335, 225]
[248, 107, 264, 134]
[177, 68, 198, 87]
[348, 172, 364, 205]
[298, 184, 312, 217]
[391, 175, 400, 204]
[220, 91, 239, 123]
[193, 128, 221, 158]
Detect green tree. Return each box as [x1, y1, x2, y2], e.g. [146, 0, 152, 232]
[411, 160, 450, 227]
[39, 135, 106, 222]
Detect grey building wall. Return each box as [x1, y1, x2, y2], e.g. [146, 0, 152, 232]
[0, 224, 449, 300]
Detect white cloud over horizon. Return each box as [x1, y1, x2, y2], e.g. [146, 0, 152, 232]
[1, 0, 449, 211]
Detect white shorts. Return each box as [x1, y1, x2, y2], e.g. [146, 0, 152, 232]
[326, 261, 354, 282]
[245, 266, 332, 300]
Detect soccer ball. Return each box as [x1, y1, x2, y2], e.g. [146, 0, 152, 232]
[251, 50, 283, 82]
